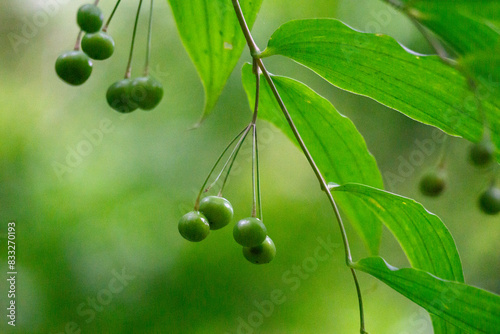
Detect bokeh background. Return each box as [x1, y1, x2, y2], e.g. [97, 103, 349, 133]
[0, 0, 498, 333]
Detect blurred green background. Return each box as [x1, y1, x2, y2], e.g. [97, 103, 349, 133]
[0, 0, 498, 333]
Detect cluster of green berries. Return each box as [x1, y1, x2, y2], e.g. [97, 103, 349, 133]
[106, 76, 163, 113]
[178, 196, 276, 264]
[55, 2, 164, 113]
[55, 4, 113, 85]
[419, 138, 500, 215]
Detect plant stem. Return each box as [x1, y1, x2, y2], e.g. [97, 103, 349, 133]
[231, 0, 366, 332]
[219, 125, 252, 194]
[194, 126, 249, 210]
[125, 0, 144, 79]
[73, 30, 83, 51]
[251, 59, 262, 218]
[144, 0, 154, 76]
[103, 0, 122, 32]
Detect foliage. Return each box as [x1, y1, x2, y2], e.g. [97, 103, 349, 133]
[166, 0, 500, 332]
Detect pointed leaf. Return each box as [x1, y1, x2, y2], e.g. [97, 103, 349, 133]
[331, 183, 463, 281]
[167, 0, 263, 121]
[260, 19, 500, 154]
[332, 183, 465, 333]
[242, 64, 384, 255]
[351, 257, 500, 334]
[397, 0, 500, 56]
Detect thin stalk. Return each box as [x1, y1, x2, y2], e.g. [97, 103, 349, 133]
[125, 0, 144, 79]
[103, 0, 122, 32]
[73, 30, 83, 50]
[231, 0, 366, 332]
[144, 0, 154, 76]
[256, 59, 352, 263]
[251, 59, 262, 218]
[194, 126, 248, 210]
[409, 17, 456, 66]
[218, 125, 252, 194]
[254, 124, 263, 220]
[102, 0, 122, 32]
[251, 124, 257, 217]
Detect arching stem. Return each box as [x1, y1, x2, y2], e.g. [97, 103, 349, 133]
[231, 0, 367, 332]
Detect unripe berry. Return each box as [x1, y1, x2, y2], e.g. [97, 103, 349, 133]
[469, 140, 495, 167]
[233, 217, 267, 247]
[419, 169, 446, 197]
[77, 4, 104, 33]
[81, 31, 115, 60]
[478, 186, 500, 215]
[242, 236, 276, 264]
[106, 79, 138, 113]
[178, 211, 210, 242]
[131, 76, 164, 110]
[198, 196, 233, 230]
[55, 50, 93, 85]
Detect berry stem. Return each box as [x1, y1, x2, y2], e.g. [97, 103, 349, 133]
[125, 0, 144, 79]
[73, 30, 83, 51]
[218, 125, 252, 194]
[232, 0, 366, 332]
[252, 124, 263, 220]
[103, 0, 122, 32]
[251, 60, 262, 219]
[194, 126, 250, 210]
[144, 0, 154, 76]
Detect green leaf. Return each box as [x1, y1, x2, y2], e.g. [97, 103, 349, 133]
[351, 257, 500, 334]
[331, 183, 463, 281]
[398, 0, 500, 56]
[259, 19, 500, 153]
[385, 0, 500, 156]
[332, 183, 464, 333]
[167, 0, 262, 122]
[241, 63, 384, 255]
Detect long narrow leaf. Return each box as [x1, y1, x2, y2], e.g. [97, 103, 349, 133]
[260, 19, 500, 153]
[167, 0, 262, 121]
[352, 257, 500, 334]
[242, 64, 384, 255]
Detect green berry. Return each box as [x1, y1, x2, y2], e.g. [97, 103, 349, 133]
[242, 236, 276, 264]
[130, 76, 164, 110]
[469, 140, 495, 167]
[478, 186, 500, 215]
[178, 211, 210, 242]
[81, 31, 115, 60]
[198, 196, 233, 230]
[77, 4, 104, 33]
[55, 50, 93, 85]
[233, 217, 267, 247]
[106, 79, 138, 113]
[419, 169, 446, 197]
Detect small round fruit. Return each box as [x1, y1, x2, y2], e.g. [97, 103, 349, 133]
[199, 196, 233, 230]
[469, 140, 495, 167]
[233, 217, 267, 247]
[77, 4, 104, 33]
[81, 31, 115, 60]
[419, 170, 446, 197]
[178, 211, 210, 242]
[106, 79, 138, 113]
[55, 50, 93, 85]
[130, 76, 164, 110]
[243, 236, 276, 264]
[478, 186, 500, 215]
